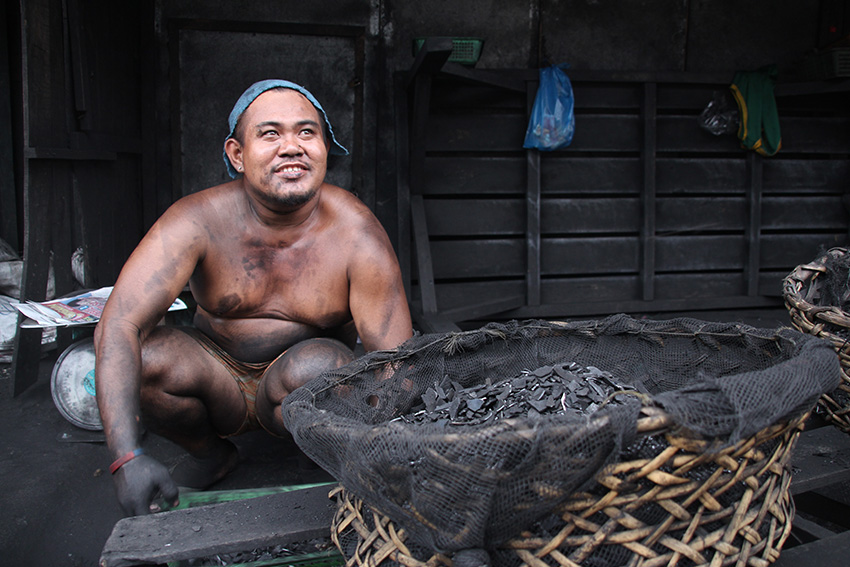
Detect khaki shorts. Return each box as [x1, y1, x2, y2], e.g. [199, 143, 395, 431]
[182, 328, 287, 437]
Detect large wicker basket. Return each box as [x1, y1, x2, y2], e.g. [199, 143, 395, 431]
[783, 247, 850, 432]
[330, 407, 807, 567]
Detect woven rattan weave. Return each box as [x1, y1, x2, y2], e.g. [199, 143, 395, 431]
[783, 247, 850, 432]
[330, 410, 806, 567]
[283, 315, 838, 567]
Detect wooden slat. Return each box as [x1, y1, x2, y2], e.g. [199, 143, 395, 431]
[745, 153, 763, 296]
[760, 233, 848, 269]
[641, 82, 657, 301]
[430, 239, 526, 279]
[656, 158, 748, 193]
[657, 115, 850, 153]
[430, 81, 525, 110]
[500, 295, 783, 320]
[763, 159, 850, 191]
[99, 484, 337, 567]
[411, 196, 438, 314]
[423, 156, 527, 195]
[426, 114, 641, 153]
[773, 530, 850, 567]
[526, 80, 541, 306]
[424, 198, 524, 236]
[395, 72, 412, 299]
[788, 425, 850, 496]
[542, 156, 642, 194]
[0, 0, 18, 249]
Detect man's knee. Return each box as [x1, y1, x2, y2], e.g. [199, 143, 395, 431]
[271, 337, 355, 395]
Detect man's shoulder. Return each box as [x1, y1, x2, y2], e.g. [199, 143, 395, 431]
[321, 184, 372, 219]
[168, 181, 242, 214]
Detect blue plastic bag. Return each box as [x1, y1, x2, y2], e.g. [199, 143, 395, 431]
[523, 65, 575, 151]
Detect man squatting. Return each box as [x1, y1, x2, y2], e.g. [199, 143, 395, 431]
[94, 79, 413, 516]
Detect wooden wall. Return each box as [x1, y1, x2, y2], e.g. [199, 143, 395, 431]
[403, 64, 850, 326]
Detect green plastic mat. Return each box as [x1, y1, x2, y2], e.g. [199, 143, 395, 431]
[162, 481, 336, 511]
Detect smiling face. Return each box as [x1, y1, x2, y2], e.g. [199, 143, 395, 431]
[225, 88, 330, 212]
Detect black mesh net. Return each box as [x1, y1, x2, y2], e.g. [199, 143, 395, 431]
[281, 314, 838, 560]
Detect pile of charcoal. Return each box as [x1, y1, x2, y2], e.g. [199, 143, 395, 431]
[182, 537, 337, 566]
[395, 362, 639, 427]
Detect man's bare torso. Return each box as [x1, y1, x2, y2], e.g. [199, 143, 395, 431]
[186, 182, 365, 362]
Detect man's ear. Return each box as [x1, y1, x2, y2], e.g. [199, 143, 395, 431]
[224, 138, 243, 173]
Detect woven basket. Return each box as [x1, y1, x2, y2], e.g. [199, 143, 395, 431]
[783, 247, 850, 432]
[330, 407, 806, 567]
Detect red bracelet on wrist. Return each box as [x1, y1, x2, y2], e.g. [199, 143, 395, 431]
[109, 448, 145, 474]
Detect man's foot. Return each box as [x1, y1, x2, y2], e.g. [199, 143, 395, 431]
[170, 439, 240, 490]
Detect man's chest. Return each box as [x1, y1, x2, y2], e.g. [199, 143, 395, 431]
[192, 247, 351, 323]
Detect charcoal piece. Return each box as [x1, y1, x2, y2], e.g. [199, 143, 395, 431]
[423, 388, 438, 412]
[449, 397, 461, 420]
[467, 398, 485, 412]
[532, 365, 554, 377]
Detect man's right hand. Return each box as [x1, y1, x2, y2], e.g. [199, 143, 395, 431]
[114, 454, 180, 516]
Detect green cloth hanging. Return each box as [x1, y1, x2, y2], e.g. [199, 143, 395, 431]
[729, 65, 782, 156]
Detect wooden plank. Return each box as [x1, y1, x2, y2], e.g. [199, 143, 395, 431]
[656, 197, 747, 232]
[500, 295, 784, 320]
[431, 239, 526, 279]
[641, 82, 657, 302]
[543, 156, 643, 194]
[23, 146, 116, 161]
[420, 156, 643, 196]
[411, 196, 438, 314]
[543, 198, 641, 234]
[0, 0, 18, 249]
[657, 115, 850, 154]
[656, 158, 748, 193]
[395, 72, 412, 300]
[760, 234, 848, 270]
[789, 425, 850, 496]
[410, 304, 461, 333]
[439, 295, 526, 324]
[762, 196, 848, 230]
[655, 235, 746, 271]
[423, 156, 527, 195]
[763, 159, 850, 191]
[773, 530, 850, 567]
[424, 198, 524, 236]
[745, 153, 763, 296]
[430, 81, 525, 111]
[540, 235, 746, 274]
[99, 484, 337, 567]
[526, 80, 541, 306]
[426, 114, 641, 153]
[406, 37, 452, 88]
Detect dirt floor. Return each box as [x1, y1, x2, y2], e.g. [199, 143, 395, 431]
[0, 307, 797, 567]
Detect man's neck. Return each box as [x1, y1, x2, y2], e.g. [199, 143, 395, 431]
[242, 184, 322, 231]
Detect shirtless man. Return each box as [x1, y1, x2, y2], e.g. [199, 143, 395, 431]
[94, 79, 413, 516]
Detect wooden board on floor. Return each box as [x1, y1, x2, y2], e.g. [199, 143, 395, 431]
[99, 483, 337, 567]
[790, 424, 850, 495]
[774, 529, 850, 567]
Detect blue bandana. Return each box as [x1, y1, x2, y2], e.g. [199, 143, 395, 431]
[223, 79, 349, 178]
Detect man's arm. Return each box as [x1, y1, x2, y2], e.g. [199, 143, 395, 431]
[94, 201, 205, 514]
[347, 223, 413, 352]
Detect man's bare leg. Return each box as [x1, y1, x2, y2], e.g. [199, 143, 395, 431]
[139, 327, 245, 488]
[254, 337, 355, 437]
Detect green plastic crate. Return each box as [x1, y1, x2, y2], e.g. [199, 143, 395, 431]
[413, 37, 484, 65]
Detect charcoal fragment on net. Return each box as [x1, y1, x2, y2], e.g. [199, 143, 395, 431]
[395, 362, 639, 427]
